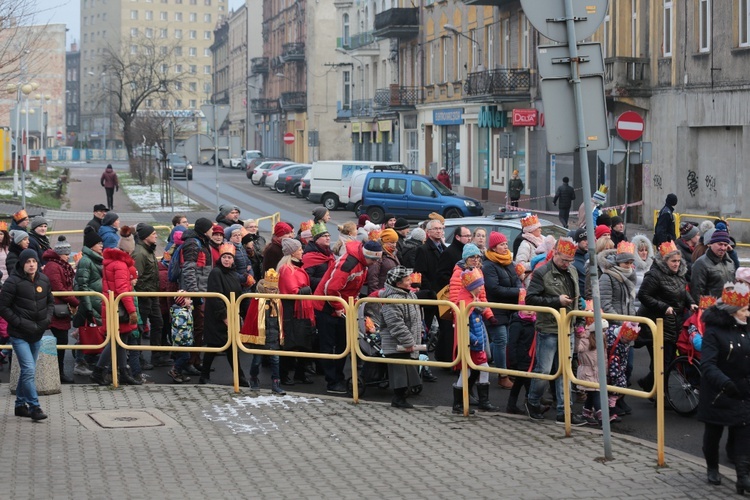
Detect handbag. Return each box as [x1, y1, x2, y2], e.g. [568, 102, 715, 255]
[436, 285, 453, 320]
[53, 303, 71, 319]
[284, 317, 315, 351]
[79, 322, 106, 354]
[118, 302, 130, 323]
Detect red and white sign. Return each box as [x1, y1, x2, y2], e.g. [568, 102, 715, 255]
[283, 132, 295, 145]
[512, 108, 539, 127]
[56, 130, 63, 140]
[615, 111, 645, 142]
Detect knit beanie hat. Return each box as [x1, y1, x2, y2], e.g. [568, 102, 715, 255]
[282, 237, 302, 256]
[488, 231, 507, 249]
[699, 220, 715, 236]
[11, 229, 29, 245]
[118, 226, 135, 254]
[394, 218, 409, 231]
[680, 222, 699, 240]
[54, 235, 72, 256]
[137, 224, 156, 241]
[409, 227, 426, 242]
[194, 217, 214, 235]
[709, 230, 732, 245]
[312, 207, 329, 222]
[83, 226, 103, 248]
[379, 228, 399, 244]
[610, 216, 623, 227]
[273, 221, 294, 238]
[386, 266, 414, 287]
[18, 248, 38, 269]
[241, 233, 254, 246]
[357, 214, 370, 228]
[224, 224, 243, 241]
[102, 211, 119, 226]
[362, 240, 383, 260]
[595, 225, 611, 240]
[31, 217, 49, 231]
[219, 204, 240, 217]
[462, 243, 482, 260]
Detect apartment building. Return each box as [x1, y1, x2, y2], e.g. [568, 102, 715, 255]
[66, 42, 81, 146]
[79, 0, 225, 147]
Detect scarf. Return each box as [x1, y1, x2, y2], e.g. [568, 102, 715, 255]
[522, 232, 544, 248]
[606, 265, 636, 299]
[485, 249, 513, 266]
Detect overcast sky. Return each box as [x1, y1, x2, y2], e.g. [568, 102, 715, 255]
[42, 0, 246, 48]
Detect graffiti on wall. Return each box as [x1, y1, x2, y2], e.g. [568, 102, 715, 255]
[705, 175, 717, 193]
[687, 171, 699, 197]
[652, 174, 662, 190]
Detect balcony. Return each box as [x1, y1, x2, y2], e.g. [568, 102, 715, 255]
[463, 69, 532, 102]
[604, 57, 652, 97]
[373, 85, 423, 111]
[351, 99, 374, 118]
[336, 106, 352, 121]
[282, 43, 305, 62]
[374, 8, 419, 40]
[250, 98, 280, 114]
[280, 91, 306, 112]
[251, 57, 269, 75]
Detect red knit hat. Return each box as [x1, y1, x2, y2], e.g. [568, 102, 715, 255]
[488, 231, 507, 249]
[594, 224, 611, 240]
[273, 221, 294, 237]
[211, 224, 224, 235]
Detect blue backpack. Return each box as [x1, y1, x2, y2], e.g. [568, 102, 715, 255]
[167, 239, 201, 283]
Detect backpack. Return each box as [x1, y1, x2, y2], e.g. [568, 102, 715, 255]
[167, 239, 201, 283]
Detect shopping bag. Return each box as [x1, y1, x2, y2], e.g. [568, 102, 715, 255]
[79, 322, 106, 354]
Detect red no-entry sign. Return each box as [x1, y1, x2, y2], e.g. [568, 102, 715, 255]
[615, 111, 644, 142]
[283, 132, 295, 145]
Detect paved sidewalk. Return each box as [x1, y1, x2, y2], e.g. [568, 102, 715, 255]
[0, 384, 734, 499]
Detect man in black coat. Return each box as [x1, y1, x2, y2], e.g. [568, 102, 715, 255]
[553, 177, 576, 228]
[86, 204, 109, 233]
[436, 226, 470, 290]
[653, 193, 678, 246]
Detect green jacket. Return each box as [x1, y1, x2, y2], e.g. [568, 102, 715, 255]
[73, 246, 103, 322]
[508, 177, 524, 199]
[525, 259, 579, 334]
[132, 241, 160, 292]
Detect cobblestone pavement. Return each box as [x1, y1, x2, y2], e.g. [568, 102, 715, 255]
[0, 385, 737, 499]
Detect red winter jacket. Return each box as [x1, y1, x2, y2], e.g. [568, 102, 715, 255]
[449, 262, 493, 321]
[43, 249, 80, 330]
[279, 261, 315, 323]
[313, 240, 369, 314]
[102, 248, 138, 334]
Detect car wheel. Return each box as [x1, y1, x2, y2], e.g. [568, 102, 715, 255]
[290, 183, 300, 196]
[321, 194, 339, 211]
[353, 201, 363, 216]
[246, 171, 252, 179]
[444, 208, 463, 219]
[250, 175, 260, 186]
[367, 206, 385, 224]
[275, 182, 285, 194]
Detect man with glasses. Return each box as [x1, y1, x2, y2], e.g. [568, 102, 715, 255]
[525, 237, 587, 425]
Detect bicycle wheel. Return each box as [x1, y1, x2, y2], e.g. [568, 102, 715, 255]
[666, 356, 701, 416]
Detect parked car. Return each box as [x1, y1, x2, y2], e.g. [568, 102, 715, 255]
[259, 162, 295, 187]
[347, 165, 408, 216]
[361, 170, 482, 224]
[240, 150, 264, 170]
[443, 212, 568, 248]
[308, 160, 405, 211]
[249, 160, 294, 185]
[245, 156, 288, 179]
[274, 165, 311, 194]
[220, 155, 243, 169]
[164, 153, 193, 180]
[297, 170, 311, 199]
[265, 163, 311, 191]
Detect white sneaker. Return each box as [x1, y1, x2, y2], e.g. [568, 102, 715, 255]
[73, 362, 93, 376]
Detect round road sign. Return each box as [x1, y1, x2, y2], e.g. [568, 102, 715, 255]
[283, 132, 295, 145]
[56, 130, 64, 140]
[615, 111, 645, 142]
[521, 0, 609, 44]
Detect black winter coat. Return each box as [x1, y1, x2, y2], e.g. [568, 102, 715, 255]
[398, 238, 422, 270]
[507, 313, 535, 371]
[697, 307, 750, 427]
[0, 266, 54, 343]
[6, 241, 24, 277]
[482, 257, 522, 325]
[413, 240, 443, 293]
[553, 183, 576, 209]
[636, 258, 694, 344]
[436, 238, 465, 291]
[28, 232, 51, 264]
[675, 238, 695, 283]
[653, 204, 676, 246]
[203, 264, 242, 347]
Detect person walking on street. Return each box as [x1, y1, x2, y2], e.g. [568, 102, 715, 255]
[653, 193, 678, 246]
[690, 230, 736, 303]
[0, 249, 54, 420]
[508, 170, 524, 209]
[100, 164, 119, 211]
[553, 177, 576, 228]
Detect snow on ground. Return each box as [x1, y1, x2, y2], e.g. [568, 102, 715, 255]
[123, 179, 200, 212]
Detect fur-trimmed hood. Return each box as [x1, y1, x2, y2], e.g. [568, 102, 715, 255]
[653, 253, 687, 278]
[102, 247, 135, 267]
[597, 248, 617, 272]
[631, 234, 654, 271]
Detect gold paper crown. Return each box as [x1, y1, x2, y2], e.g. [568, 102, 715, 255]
[13, 209, 28, 222]
[364, 316, 376, 333]
[618, 322, 641, 343]
[607, 208, 619, 217]
[555, 237, 577, 258]
[299, 219, 313, 232]
[616, 241, 636, 255]
[461, 267, 483, 289]
[721, 282, 750, 308]
[699, 296, 718, 309]
[598, 185, 608, 194]
[521, 214, 540, 228]
[218, 243, 236, 256]
[0, 221, 7, 231]
[264, 268, 280, 287]
[409, 272, 422, 284]
[368, 229, 382, 241]
[658, 240, 679, 258]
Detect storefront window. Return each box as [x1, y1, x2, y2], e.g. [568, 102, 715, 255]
[477, 127, 490, 189]
[441, 125, 460, 186]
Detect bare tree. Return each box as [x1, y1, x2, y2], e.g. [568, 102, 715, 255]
[0, 0, 48, 86]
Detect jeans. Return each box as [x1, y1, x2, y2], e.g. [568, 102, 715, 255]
[250, 354, 280, 380]
[105, 187, 115, 210]
[315, 310, 347, 387]
[10, 337, 42, 408]
[487, 323, 508, 370]
[527, 332, 567, 415]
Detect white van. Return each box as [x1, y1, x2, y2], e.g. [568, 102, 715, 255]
[308, 160, 405, 210]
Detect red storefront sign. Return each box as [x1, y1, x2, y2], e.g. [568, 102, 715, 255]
[512, 108, 538, 127]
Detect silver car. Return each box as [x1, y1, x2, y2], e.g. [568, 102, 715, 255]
[165, 153, 193, 180]
[443, 212, 568, 248]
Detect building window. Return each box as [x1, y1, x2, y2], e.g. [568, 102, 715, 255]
[131, 45, 138, 54]
[145, 28, 153, 38]
[146, 99, 153, 108]
[204, 31, 211, 40]
[130, 10, 138, 20]
[189, 30, 197, 39]
[175, 46, 182, 56]
[204, 0, 211, 5]
[204, 13, 211, 22]
[189, 47, 197, 56]
[161, 99, 169, 108]
[145, 10, 153, 20]
[631, 0, 637, 56]
[176, 99, 183, 108]
[131, 28, 138, 37]
[189, 82, 197, 91]
[342, 14, 350, 47]
[741, 0, 750, 46]
[190, 65, 197, 74]
[342, 70, 351, 108]
[175, 29, 182, 39]
[189, 99, 197, 108]
[160, 28, 168, 38]
[521, 16, 529, 68]
[204, 48, 210, 56]
[160, 11, 167, 20]
[175, 12, 183, 21]
[663, 1, 673, 55]
[204, 65, 211, 74]
[503, 19, 510, 68]
[190, 13, 197, 22]
[699, 0, 710, 52]
[174, 82, 182, 91]
[442, 37, 448, 83]
[176, 64, 183, 73]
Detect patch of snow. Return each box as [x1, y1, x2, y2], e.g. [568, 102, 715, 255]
[124, 183, 199, 212]
[202, 394, 324, 435]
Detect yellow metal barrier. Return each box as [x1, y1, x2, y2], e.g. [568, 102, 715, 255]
[653, 210, 750, 248]
[256, 212, 280, 234]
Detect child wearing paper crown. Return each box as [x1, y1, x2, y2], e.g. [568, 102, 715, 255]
[575, 302, 613, 425]
[452, 268, 501, 415]
[240, 269, 287, 395]
[167, 292, 194, 384]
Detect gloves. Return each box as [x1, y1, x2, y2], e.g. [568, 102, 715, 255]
[128, 311, 138, 325]
[487, 316, 499, 326]
[298, 286, 312, 295]
[723, 381, 740, 399]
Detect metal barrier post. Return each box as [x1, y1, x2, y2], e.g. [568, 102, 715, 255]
[349, 297, 360, 404]
[655, 318, 665, 466]
[109, 290, 119, 387]
[559, 308, 572, 436]
[458, 301, 470, 417]
[230, 292, 240, 393]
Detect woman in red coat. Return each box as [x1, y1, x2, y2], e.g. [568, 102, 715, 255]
[278, 238, 315, 384]
[437, 169, 452, 190]
[42, 237, 80, 383]
[90, 247, 141, 385]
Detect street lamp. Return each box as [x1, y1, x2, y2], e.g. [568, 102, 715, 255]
[443, 24, 483, 69]
[35, 93, 51, 162]
[6, 80, 39, 207]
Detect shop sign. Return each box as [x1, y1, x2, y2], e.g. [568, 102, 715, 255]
[478, 106, 507, 128]
[512, 108, 539, 127]
[433, 108, 464, 125]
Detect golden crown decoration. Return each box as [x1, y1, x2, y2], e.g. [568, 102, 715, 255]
[618, 322, 641, 343]
[607, 208, 619, 217]
[409, 272, 422, 284]
[556, 237, 577, 258]
[299, 219, 313, 232]
[461, 267, 483, 288]
[218, 243, 236, 256]
[658, 240, 679, 258]
[368, 229, 382, 241]
[521, 214, 540, 228]
[0, 221, 7, 232]
[721, 282, 750, 308]
[598, 185, 608, 194]
[264, 268, 280, 287]
[616, 241, 636, 255]
[699, 296, 718, 309]
[364, 316, 376, 333]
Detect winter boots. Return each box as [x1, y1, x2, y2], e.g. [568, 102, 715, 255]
[476, 383, 500, 412]
[119, 368, 142, 385]
[736, 456, 750, 495]
[391, 388, 414, 409]
[90, 366, 108, 386]
[452, 386, 475, 415]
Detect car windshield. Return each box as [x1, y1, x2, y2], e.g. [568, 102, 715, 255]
[430, 178, 454, 196]
[168, 154, 187, 166]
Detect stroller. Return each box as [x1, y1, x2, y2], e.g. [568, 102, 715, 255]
[666, 311, 704, 416]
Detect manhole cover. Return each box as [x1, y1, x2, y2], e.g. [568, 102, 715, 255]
[69, 409, 180, 431]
